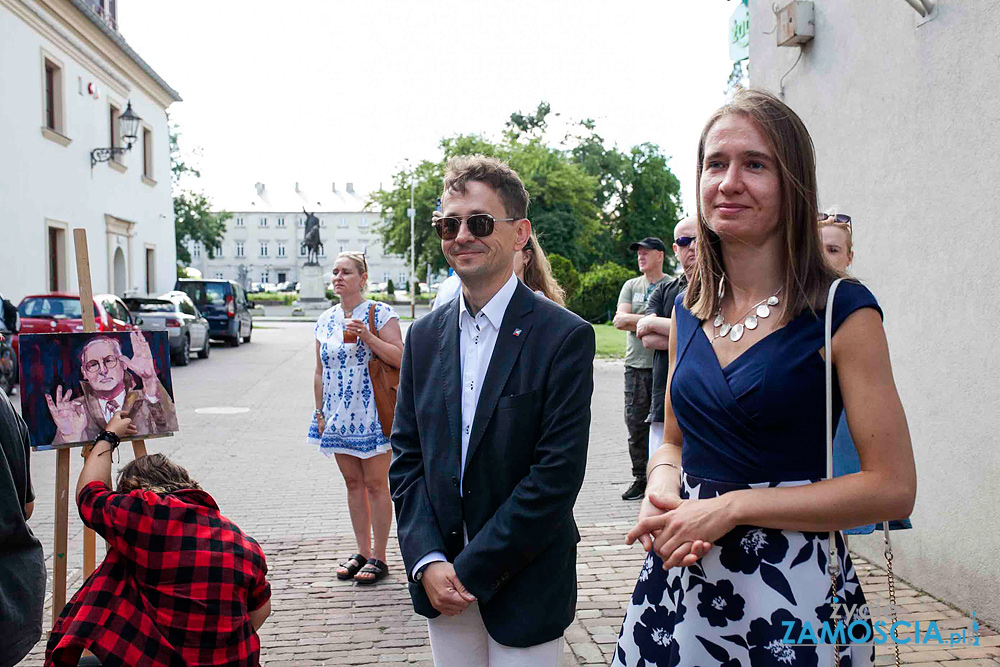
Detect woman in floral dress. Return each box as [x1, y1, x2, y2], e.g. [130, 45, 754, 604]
[308, 251, 403, 585]
[613, 90, 916, 666]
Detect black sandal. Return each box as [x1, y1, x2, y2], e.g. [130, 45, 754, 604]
[336, 554, 368, 580]
[354, 559, 389, 585]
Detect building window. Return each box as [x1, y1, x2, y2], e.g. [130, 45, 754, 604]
[48, 224, 68, 291]
[145, 247, 156, 293]
[215, 272, 224, 279]
[109, 102, 122, 162]
[297, 217, 305, 227]
[142, 127, 153, 179]
[359, 216, 369, 228]
[320, 217, 326, 227]
[42, 56, 65, 134]
[298, 243, 307, 257]
[338, 217, 348, 228]
[192, 242, 201, 259]
[235, 217, 244, 227]
[261, 270, 269, 283]
[277, 242, 286, 258]
[213, 245, 223, 257]
[236, 241, 245, 257]
[259, 217, 268, 227]
[363, 244, 368, 256]
[259, 242, 269, 257]
[277, 217, 285, 227]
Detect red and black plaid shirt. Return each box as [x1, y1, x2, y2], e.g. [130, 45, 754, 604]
[46, 481, 270, 667]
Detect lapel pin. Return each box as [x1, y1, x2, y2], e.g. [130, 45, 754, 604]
[513, 329, 522, 337]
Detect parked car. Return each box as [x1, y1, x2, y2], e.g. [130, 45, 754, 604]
[124, 293, 211, 366]
[174, 279, 253, 347]
[276, 281, 298, 293]
[14, 293, 138, 357]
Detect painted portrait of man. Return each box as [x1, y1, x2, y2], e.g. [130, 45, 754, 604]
[40, 332, 178, 446]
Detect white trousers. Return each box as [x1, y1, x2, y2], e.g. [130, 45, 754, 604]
[648, 421, 664, 462]
[427, 602, 564, 667]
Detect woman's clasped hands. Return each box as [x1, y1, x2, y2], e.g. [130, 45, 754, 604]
[626, 489, 739, 571]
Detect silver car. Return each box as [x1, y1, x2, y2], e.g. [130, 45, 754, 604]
[124, 292, 211, 366]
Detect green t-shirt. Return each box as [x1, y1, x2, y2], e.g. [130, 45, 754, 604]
[618, 274, 670, 368]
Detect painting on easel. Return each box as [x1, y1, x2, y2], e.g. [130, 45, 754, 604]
[18, 330, 178, 450]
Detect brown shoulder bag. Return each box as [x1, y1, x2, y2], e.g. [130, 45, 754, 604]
[367, 302, 400, 437]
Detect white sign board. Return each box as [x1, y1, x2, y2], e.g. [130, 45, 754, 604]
[729, 2, 750, 62]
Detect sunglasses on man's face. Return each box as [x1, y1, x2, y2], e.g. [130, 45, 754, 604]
[432, 213, 518, 240]
[675, 236, 696, 248]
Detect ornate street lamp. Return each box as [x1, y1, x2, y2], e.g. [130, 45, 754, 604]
[90, 101, 141, 168]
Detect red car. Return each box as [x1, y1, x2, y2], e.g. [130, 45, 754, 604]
[14, 292, 139, 359]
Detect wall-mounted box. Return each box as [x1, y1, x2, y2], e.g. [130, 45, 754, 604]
[777, 1, 815, 47]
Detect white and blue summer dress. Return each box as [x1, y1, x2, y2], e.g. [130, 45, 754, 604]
[614, 284, 881, 667]
[307, 300, 398, 458]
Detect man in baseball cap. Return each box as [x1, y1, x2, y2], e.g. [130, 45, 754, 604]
[628, 237, 668, 254]
[613, 236, 670, 500]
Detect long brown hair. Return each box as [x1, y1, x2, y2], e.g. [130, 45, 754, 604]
[520, 231, 566, 306]
[685, 89, 837, 321]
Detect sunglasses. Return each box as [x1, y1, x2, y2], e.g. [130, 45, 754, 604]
[675, 236, 696, 248]
[432, 213, 518, 240]
[819, 213, 852, 231]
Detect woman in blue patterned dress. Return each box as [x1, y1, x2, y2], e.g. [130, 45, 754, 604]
[308, 251, 403, 585]
[613, 90, 916, 666]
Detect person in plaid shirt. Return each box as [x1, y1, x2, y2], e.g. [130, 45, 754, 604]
[46, 413, 272, 666]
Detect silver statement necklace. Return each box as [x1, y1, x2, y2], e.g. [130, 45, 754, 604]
[711, 280, 783, 343]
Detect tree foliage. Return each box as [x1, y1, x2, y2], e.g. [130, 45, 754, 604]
[370, 102, 683, 279]
[170, 122, 230, 266]
[567, 262, 636, 324]
[548, 254, 579, 301]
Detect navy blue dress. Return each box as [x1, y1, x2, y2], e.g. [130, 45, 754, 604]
[614, 281, 880, 667]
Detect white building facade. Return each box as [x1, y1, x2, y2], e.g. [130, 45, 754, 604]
[748, 0, 1000, 626]
[0, 0, 180, 303]
[194, 182, 409, 289]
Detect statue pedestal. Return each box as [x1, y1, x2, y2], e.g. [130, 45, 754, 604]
[298, 264, 327, 307]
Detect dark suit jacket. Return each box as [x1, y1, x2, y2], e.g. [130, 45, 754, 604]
[389, 280, 595, 648]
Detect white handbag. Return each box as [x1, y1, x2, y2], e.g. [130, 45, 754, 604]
[824, 278, 898, 667]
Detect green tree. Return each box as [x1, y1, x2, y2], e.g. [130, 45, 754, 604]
[170, 122, 231, 266]
[548, 253, 579, 301]
[371, 102, 680, 277]
[566, 262, 635, 324]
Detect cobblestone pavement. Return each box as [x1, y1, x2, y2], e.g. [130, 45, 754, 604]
[15, 322, 997, 665]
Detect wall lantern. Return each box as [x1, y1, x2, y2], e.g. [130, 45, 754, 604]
[90, 101, 141, 168]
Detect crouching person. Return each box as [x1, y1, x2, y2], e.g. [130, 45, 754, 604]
[46, 414, 272, 667]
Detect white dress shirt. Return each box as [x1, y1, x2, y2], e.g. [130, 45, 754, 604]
[99, 390, 127, 423]
[432, 274, 463, 311]
[413, 272, 520, 578]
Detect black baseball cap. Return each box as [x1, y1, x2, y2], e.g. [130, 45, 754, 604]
[629, 237, 667, 253]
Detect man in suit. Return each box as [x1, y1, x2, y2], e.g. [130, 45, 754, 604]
[389, 156, 595, 666]
[46, 332, 178, 446]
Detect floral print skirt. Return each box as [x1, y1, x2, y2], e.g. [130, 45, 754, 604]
[613, 473, 875, 667]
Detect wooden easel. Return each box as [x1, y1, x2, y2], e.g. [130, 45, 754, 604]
[50, 229, 148, 625]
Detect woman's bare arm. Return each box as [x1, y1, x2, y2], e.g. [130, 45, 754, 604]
[635, 308, 917, 563]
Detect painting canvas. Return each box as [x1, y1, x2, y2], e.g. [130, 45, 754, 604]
[19, 331, 178, 450]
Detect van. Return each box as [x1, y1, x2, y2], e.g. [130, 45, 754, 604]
[174, 279, 253, 347]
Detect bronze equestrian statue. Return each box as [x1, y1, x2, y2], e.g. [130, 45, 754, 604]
[301, 208, 323, 265]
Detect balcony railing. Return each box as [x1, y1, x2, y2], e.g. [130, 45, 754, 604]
[84, 0, 118, 31]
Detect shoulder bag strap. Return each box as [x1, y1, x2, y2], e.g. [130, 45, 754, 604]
[824, 278, 844, 665]
[368, 303, 378, 339]
[825, 279, 900, 667]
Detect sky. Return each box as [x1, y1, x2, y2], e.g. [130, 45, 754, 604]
[120, 1, 739, 214]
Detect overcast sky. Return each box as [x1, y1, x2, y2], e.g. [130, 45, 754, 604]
[120, 1, 738, 213]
